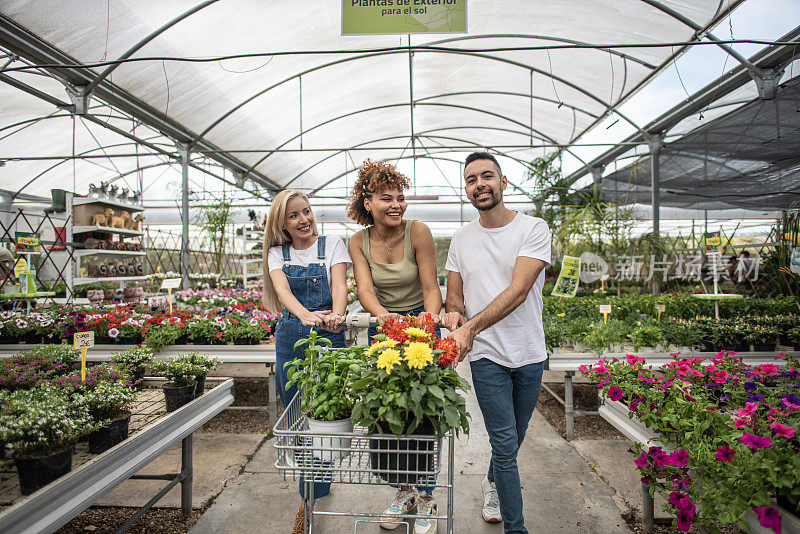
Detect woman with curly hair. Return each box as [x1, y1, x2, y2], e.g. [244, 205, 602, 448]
[347, 159, 442, 534]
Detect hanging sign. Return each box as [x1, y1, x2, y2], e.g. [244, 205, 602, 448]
[552, 256, 581, 298]
[342, 0, 467, 35]
[702, 231, 723, 254]
[15, 232, 40, 253]
[74, 331, 95, 382]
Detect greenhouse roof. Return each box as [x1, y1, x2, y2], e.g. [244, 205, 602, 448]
[0, 0, 766, 203]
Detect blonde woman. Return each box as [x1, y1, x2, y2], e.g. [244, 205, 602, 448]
[262, 189, 351, 533]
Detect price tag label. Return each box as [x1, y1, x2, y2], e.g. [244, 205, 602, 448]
[73, 331, 95, 349]
[148, 295, 168, 307]
[598, 304, 612, 314]
[655, 304, 666, 313]
[160, 278, 182, 290]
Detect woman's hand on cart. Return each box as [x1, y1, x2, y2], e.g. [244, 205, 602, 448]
[440, 311, 464, 332]
[376, 312, 403, 326]
[320, 311, 344, 333]
[299, 310, 326, 327]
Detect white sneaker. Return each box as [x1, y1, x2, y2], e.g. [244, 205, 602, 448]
[415, 495, 438, 534]
[380, 488, 418, 529]
[481, 476, 502, 523]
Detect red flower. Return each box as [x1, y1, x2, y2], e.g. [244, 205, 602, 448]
[215, 332, 224, 339]
[435, 337, 459, 367]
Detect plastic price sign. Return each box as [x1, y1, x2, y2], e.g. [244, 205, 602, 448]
[147, 295, 168, 307]
[598, 304, 612, 324]
[655, 304, 666, 321]
[73, 331, 95, 382]
[160, 278, 181, 314]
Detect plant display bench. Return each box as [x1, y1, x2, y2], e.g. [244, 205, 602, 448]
[274, 391, 456, 534]
[598, 396, 800, 534]
[0, 377, 234, 534]
[548, 350, 798, 441]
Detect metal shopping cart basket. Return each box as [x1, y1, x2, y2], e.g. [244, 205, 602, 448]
[274, 390, 456, 533]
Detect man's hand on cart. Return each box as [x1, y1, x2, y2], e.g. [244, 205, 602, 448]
[440, 311, 464, 332]
[447, 324, 474, 367]
[419, 311, 441, 325]
[376, 312, 403, 326]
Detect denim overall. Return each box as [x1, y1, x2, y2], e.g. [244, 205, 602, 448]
[274, 236, 346, 499]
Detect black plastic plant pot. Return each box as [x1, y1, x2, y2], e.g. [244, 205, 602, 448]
[369, 420, 438, 485]
[194, 375, 207, 398]
[14, 446, 75, 495]
[753, 342, 776, 352]
[24, 333, 43, 344]
[233, 337, 258, 345]
[162, 383, 196, 412]
[88, 413, 131, 454]
[731, 342, 750, 352]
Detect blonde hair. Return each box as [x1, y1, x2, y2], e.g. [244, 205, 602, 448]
[262, 190, 319, 313]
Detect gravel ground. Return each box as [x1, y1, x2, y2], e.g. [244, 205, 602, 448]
[199, 408, 271, 434]
[537, 382, 626, 440]
[55, 507, 204, 534]
[232, 377, 269, 407]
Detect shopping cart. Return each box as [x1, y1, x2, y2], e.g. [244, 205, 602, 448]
[274, 389, 456, 533]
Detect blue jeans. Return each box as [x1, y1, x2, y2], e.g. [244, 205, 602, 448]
[470, 358, 545, 534]
[275, 316, 346, 500]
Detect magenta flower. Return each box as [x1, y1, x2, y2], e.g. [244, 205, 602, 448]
[608, 387, 623, 401]
[770, 421, 795, 439]
[737, 402, 759, 417]
[634, 452, 649, 468]
[753, 505, 781, 533]
[740, 432, 772, 449]
[668, 449, 689, 467]
[734, 417, 750, 429]
[676, 509, 693, 532]
[715, 446, 735, 462]
[668, 491, 683, 508]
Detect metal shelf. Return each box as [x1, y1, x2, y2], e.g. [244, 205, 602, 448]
[72, 225, 144, 237]
[74, 275, 148, 285]
[74, 249, 145, 257]
[73, 197, 145, 212]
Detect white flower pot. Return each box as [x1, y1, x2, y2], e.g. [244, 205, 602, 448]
[306, 416, 353, 461]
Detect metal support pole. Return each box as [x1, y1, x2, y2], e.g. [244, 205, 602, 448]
[564, 371, 575, 441]
[180, 432, 193, 517]
[642, 481, 654, 534]
[447, 429, 455, 534]
[178, 143, 191, 291]
[647, 134, 663, 296]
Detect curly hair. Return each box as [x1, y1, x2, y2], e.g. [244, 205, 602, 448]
[346, 159, 410, 226]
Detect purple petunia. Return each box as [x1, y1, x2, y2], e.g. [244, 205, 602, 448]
[608, 386, 623, 401]
[668, 449, 689, 468]
[634, 452, 649, 468]
[747, 393, 766, 403]
[753, 505, 781, 533]
[740, 432, 772, 449]
[744, 381, 758, 391]
[715, 445, 736, 462]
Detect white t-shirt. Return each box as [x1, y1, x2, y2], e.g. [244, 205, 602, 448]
[445, 213, 551, 367]
[267, 236, 351, 289]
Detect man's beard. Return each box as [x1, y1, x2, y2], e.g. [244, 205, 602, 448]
[471, 189, 501, 211]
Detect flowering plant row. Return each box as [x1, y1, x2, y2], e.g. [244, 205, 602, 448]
[580, 351, 800, 533]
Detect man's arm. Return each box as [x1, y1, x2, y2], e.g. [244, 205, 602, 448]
[442, 270, 466, 331]
[450, 256, 547, 359]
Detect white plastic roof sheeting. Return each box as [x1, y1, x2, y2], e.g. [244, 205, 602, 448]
[1, 0, 736, 201]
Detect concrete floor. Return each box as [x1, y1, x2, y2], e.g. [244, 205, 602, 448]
[190, 361, 639, 534]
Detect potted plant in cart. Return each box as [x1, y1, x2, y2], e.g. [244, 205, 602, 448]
[350, 315, 470, 484]
[286, 331, 365, 461]
[150, 357, 204, 412]
[109, 345, 154, 390]
[0, 384, 96, 495]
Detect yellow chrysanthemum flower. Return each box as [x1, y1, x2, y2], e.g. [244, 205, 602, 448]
[404, 342, 433, 369]
[366, 338, 399, 356]
[404, 326, 430, 339]
[376, 348, 402, 374]
[556, 313, 566, 317]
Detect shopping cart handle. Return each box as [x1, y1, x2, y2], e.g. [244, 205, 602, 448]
[345, 312, 375, 328]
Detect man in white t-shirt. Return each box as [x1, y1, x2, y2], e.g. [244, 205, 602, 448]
[443, 152, 551, 534]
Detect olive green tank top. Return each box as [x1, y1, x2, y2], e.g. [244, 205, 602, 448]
[361, 220, 424, 312]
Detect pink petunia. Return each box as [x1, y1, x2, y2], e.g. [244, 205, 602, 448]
[668, 449, 689, 468]
[780, 399, 800, 412]
[737, 402, 759, 417]
[770, 421, 796, 439]
[634, 453, 649, 468]
[734, 418, 750, 429]
[668, 492, 683, 509]
[715, 446, 735, 462]
[740, 432, 772, 449]
[759, 364, 780, 376]
[608, 387, 624, 401]
[676, 509, 693, 532]
[753, 505, 782, 533]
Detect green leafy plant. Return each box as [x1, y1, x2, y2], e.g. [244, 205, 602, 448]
[145, 323, 183, 352]
[582, 319, 628, 353]
[151, 357, 205, 388]
[181, 352, 219, 378]
[286, 331, 364, 421]
[629, 322, 665, 350]
[78, 379, 137, 422]
[110, 346, 154, 370]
